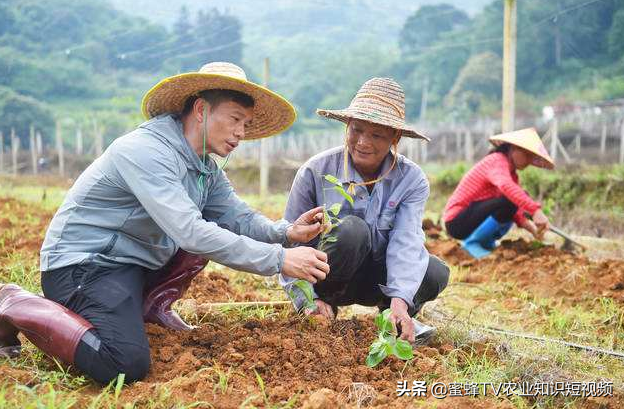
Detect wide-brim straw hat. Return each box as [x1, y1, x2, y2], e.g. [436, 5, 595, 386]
[141, 62, 296, 140]
[489, 128, 555, 169]
[316, 77, 429, 141]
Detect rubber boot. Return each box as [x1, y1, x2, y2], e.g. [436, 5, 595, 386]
[483, 221, 513, 250]
[0, 283, 93, 363]
[142, 250, 208, 331]
[461, 216, 502, 259]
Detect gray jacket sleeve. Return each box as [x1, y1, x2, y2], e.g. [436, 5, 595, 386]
[378, 174, 430, 308]
[202, 169, 292, 245]
[110, 142, 284, 276]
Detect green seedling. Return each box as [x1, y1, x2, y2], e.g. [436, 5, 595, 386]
[319, 173, 354, 251]
[288, 173, 355, 313]
[366, 308, 414, 368]
[288, 279, 317, 312]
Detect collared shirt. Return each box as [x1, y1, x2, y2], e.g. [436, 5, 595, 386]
[280, 145, 430, 311]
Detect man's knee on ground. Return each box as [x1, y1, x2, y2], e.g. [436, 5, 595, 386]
[89, 343, 151, 384]
[332, 215, 371, 254]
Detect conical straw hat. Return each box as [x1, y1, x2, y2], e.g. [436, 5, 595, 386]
[489, 128, 555, 169]
[141, 62, 296, 140]
[316, 77, 429, 141]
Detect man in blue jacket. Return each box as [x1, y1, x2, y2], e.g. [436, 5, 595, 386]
[0, 62, 329, 383]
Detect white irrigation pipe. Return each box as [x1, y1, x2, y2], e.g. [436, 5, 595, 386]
[483, 327, 624, 359]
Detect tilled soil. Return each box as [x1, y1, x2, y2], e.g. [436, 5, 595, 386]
[120, 318, 516, 409]
[423, 220, 624, 305]
[184, 270, 271, 304]
[2, 198, 623, 407]
[0, 197, 53, 257]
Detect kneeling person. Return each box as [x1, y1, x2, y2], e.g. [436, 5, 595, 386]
[281, 78, 449, 344]
[0, 62, 329, 384]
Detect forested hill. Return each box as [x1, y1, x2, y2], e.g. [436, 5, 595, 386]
[1, 0, 623, 146]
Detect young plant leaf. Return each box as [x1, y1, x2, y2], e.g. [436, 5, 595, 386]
[393, 339, 414, 360]
[324, 174, 341, 185]
[333, 185, 354, 206]
[375, 308, 394, 334]
[365, 349, 388, 368]
[369, 339, 385, 355]
[323, 236, 338, 243]
[366, 309, 414, 368]
[328, 203, 341, 216]
[293, 280, 316, 310]
[322, 207, 333, 233]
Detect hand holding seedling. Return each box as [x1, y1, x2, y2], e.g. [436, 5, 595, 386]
[389, 298, 415, 342]
[305, 299, 335, 319]
[282, 247, 329, 284]
[366, 308, 414, 367]
[286, 206, 330, 244]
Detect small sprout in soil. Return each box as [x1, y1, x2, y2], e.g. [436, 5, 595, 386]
[288, 279, 317, 312]
[366, 309, 414, 368]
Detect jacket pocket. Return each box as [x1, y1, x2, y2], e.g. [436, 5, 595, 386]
[376, 210, 396, 231]
[373, 210, 396, 260]
[102, 234, 119, 254]
[82, 274, 131, 310]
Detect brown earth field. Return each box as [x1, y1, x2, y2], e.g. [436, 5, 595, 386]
[1, 198, 623, 407]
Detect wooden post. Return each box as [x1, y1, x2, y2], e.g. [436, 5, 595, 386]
[502, 0, 517, 133]
[420, 76, 429, 122]
[550, 118, 558, 162]
[0, 131, 4, 173]
[441, 133, 448, 160]
[620, 119, 624, 164]
[574, 134, 581, 155]
[600, 123, 607, 158]
[29, 125, 37, 174]
[421, 140, 428, 163]
[93, 119, 103, 157]
[76, 127, 83, 155]
[555, 133, 572, 164]
[455, 129, 462, 160]
[414, 139, 421, 163]
[56, 120, 65, 176]
[11, 128, 19, 176]
[406, 138, 414, 161]
[259, 57, 270, 197]
[36, 131, 43, 155]
[464, 130, 474, 163]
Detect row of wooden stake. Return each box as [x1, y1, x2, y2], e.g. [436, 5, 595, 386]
[0, 120, 105, 176]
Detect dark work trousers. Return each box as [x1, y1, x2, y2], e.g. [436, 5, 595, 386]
[41, 263, 159, 384]
[445, 196, 518, 240]
[314, 216, 450, 317]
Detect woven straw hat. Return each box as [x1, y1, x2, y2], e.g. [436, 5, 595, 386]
[489, 128, 555, 169]
[141, 62, 296, 140]
[316, 77, 429, 141]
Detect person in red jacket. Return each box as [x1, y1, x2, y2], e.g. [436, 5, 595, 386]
[443, 128, 554, 258]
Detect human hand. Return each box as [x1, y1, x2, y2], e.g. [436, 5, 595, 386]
[388, 298, 415, 342]
[282, 247, 329, 284]
[532, 209, 550, 237]
[521, 220, 543, 240]
[304, 299, 335, 320]
[286, 206, 329, 244]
